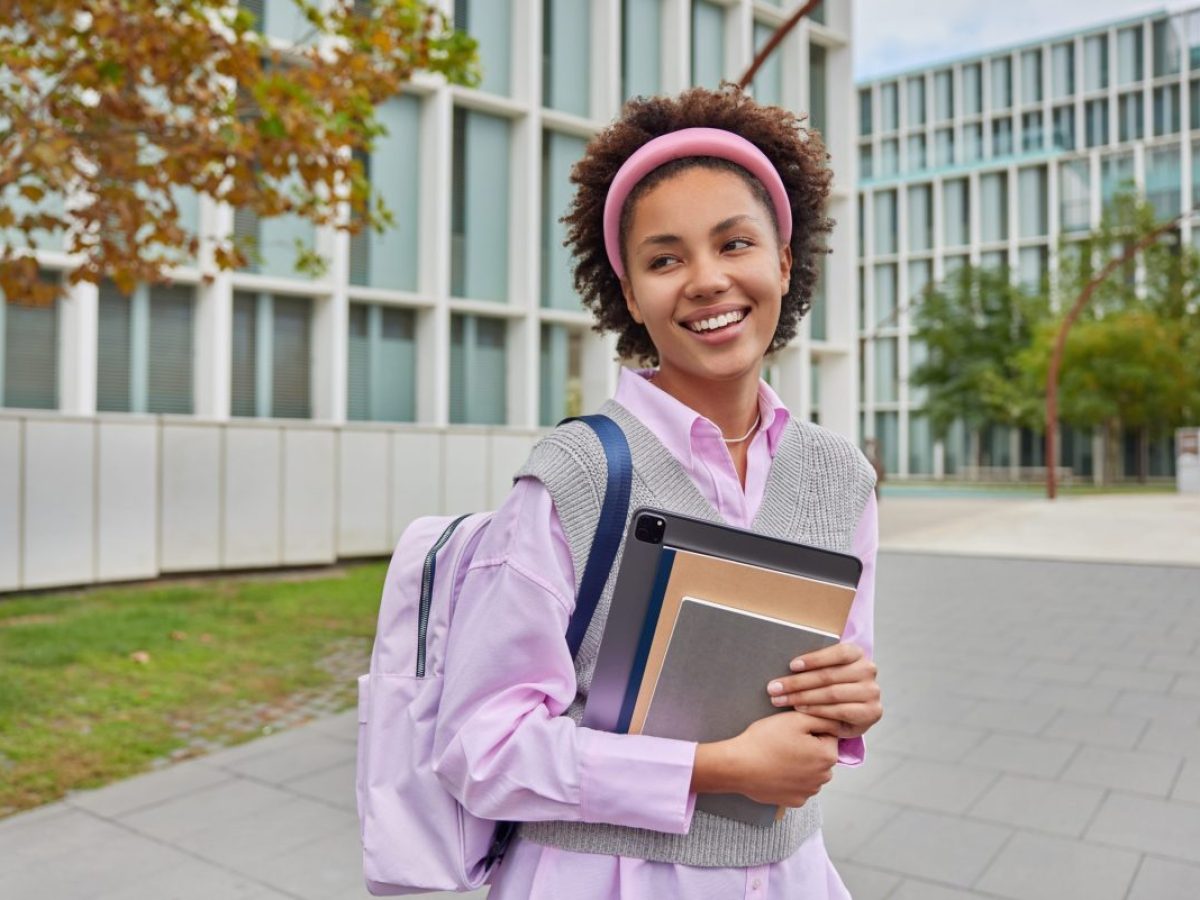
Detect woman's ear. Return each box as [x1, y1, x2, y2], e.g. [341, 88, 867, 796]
[778, 244, 793, 296]
[621, 278, 644, 324]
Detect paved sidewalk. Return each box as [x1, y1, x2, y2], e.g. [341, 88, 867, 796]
[2, 494, 1198, 899]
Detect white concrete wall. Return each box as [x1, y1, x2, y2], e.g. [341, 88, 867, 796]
[0, 410, 539, 593]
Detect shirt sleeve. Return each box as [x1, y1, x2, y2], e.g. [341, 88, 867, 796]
[431, 476, 697, 833]
[835, 490, 880, 767]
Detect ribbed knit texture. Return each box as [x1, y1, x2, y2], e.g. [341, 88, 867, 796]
[514, 400, 876, 868]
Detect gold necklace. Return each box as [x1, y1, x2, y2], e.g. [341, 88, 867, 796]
[722, 413, 761, 444]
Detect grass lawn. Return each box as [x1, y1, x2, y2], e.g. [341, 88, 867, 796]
[0, 561, 388, 819]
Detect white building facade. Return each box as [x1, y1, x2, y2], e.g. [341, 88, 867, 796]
[857, 7, 1197, 480]
[0, 0, 858, 593]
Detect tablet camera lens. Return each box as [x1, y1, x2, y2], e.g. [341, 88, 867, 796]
[635, 515, 665, 544]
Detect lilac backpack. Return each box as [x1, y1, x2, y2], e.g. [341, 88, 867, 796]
[356, 416, 631, 895]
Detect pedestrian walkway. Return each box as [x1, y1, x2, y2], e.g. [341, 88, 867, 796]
[2, 495, 1198, 898]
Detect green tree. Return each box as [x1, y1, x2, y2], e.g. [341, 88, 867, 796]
[0, 0, 478, 303]
[910, 264, 1048, 467]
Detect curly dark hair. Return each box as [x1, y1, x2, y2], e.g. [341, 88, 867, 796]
[562, 85, 834, 365]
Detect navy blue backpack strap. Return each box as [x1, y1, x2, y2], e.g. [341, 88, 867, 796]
[560, 414, 633, 658]
[484, 413, 631, 870]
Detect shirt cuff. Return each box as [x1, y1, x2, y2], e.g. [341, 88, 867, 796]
[837, 736, 866, 767]
[578, 729, 697, 833]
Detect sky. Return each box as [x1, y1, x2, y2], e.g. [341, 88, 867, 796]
[853, 0, 1196, 81]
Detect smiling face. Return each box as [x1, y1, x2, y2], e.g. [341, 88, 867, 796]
[620, 165, 792, 396]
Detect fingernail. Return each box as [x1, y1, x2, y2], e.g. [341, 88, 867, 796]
[771, 695, 788, 706]
[789, 659, 805, 671]
[768, 681, 783, 695]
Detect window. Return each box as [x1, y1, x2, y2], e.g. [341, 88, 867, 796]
[1116, 26, 1143, 84]
[1058, 159, 1091, 233]
[992, 118, 1013, 157]
[451, 108, 511, 302]
[230, 292, 312, 419]
[1190, 11, 1200, 71]
[753, 21, 783, 106]
[539, 324, 582, 426]
[880, 82, 899, 131]
[907, 76, 926, 126]
[908, 259, 931, 306]
[1051, 42, 1075, 99]
[542, 131, 587, 310]
[872, 266, 897, 330]
[543, 0, 590, 115]
[980, 250, 1007, 271]
[980, 172, 1008, 243]
[873, 190, 897, 255]
[809, 256, 827, 341]
[449, 314, 507, 425]
[859, 88, 873, 136]
[1020, 50, 1042, 105]
[934, 70, 953, 121]
[808, 44, 827, 134]
[1145, 143, 1181, 219]
[234, 191, 316, 280]
[874, 411, 899, 473]
[1118, 92, 1144, 142]
[873, 341, 898, 402]
[907, 134, 926, 172]
[909, 412, 933, 474]
[1192, 139, 1200, 206]
[1022, 111, 1044, 151]
[1085, 98, 1108, 148]
[455, 0, 513, 95]
[1192, 80, 1200, 137]
[347, 303, 416, 422]
[350, 94, 420, 292]
[1018, 166, 1048, 237]
[1053, 105, 1075, 150]
[622, 0, 662, 100]
[243, 0, 313, 43]
[990, 57, 1012, 110]
[690, 0, 724, 88]
[1, 276, 59, 409]
[859, 144, 873, 179]
[964, 123, 983, 162]
[962, 64, 982, 116]
[1153, 18, 1182, 77]
[907, 184, 932, 252]
[935, 128, 954, 166]
[1083, 34, 1108, 92]
[1154, 84, 1180, 135]
[97, 283, 194, 414]
[943, 178, 969, 246]
[1018, 246, 1048, 291]
[880, 139, 899, 176]
[1101, 151, 1135, 205]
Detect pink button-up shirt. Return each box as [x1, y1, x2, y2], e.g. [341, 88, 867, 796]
[434, 369, 879, 900]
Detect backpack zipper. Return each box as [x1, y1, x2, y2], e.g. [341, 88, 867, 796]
[416, 514, 472, 677]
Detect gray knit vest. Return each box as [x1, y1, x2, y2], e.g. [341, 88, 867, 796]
[513, 400, 876, 867]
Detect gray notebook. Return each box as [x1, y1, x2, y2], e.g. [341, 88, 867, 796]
[641, 596, 840, 826]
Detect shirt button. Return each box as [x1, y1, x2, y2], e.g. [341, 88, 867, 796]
[751, 878, 762, 891]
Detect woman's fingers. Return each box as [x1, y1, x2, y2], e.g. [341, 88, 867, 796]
[767, 657, 878, 698]
[769, 680, 880, 709]
[790, 641, 864, 672]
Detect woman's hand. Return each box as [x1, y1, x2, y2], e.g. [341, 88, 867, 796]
[765, 642, 882, 739]
[692, 712, 839, 808]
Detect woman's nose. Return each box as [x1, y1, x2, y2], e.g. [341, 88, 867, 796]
[685, 253, 732, 299]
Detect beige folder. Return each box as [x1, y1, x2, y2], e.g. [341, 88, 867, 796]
[627, 547, 857, 737]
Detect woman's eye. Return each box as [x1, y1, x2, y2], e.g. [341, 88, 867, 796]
[648, 255, 676, 270]
[724, 237, 753, 252]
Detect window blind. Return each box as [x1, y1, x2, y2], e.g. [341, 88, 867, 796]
[231, 292, 258, 416]
[97, 283, 132, 412]
[347, 303, 370, 420]
[3, 295, 58, 410]
[148, 285, 194, 414]
[271, 295, 311, 418]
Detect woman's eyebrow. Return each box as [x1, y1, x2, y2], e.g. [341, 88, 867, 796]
[637, 214, 763, 250]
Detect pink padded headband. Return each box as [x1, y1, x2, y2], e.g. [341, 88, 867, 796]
[602, 127, 792, 280]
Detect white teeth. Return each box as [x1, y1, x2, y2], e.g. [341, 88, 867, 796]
[688, 310, 745, 332]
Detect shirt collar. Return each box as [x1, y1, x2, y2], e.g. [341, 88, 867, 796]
[612, 368, 791, 467]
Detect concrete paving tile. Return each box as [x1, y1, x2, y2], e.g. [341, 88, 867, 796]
[967, 773, 1105, 838]
[865, 758, 998, 815]
[92, 858, 289, 900]
[285, 760, 357, 811]
[67, 759, 233, 818]
[1087, 792, 1200, 863]
[827, 749, 906, 796]
[961, 699, 1059, 736]
[1139, 720, 1200, 758]
[1031, 683, 1121, 713]
[963, 733, 1079, 779]
[820, 793, 904, 858]
[1040, 709, 1149, 750]
[1171, 758, 1200, 804]
[1127, 856, 1200, 900]
[830, 861, 900, 899]
[0, 806, 127, 864]
[874, 720, 987, 763]
[1172, 675, 1200, 698]
[304, 709, 357, 743]
[945, 673, 1040, 703]
[197, 725, 329, 766]
[239, 822, 366, 900]
[120, 777, 295, 841]
[975, 831, 1139, 900]
[1093, 667, 1177, 692]
[1024, 659, 1100, 685]
[851, 809, 1012, 888]
[1061, 745, 1184, 797]
[219, 733, 351, 786]
[877, 692, 978, 726]
[888, 879, 994, 899]
[1145, 652, 1200, 676]
[183, 796, 357, 869]
[1111, 690, 1200, 723]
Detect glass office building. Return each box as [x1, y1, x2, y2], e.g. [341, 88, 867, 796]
[857, 7, 1196, 480]
[0, 0, 858, 592]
